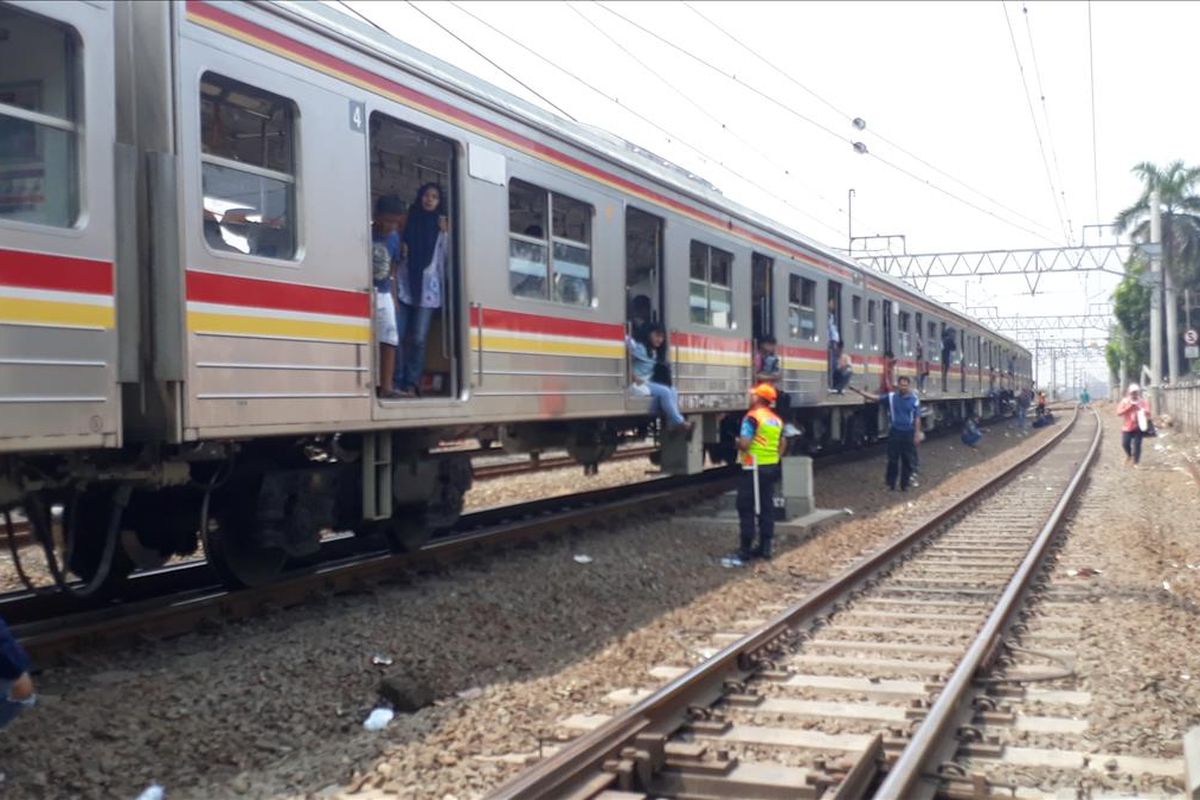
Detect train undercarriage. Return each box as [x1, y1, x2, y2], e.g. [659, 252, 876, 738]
[0, 396, 1000, 597]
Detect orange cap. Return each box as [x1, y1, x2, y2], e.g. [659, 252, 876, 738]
[751, 383, 777, 403]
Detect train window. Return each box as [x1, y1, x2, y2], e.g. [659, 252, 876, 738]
[927, 321, 938, 363]
[787, 275, 817, 340]
[688, 241, 733, 328]
[867, 300, 878, 351]
[897, 311, 911, 355]
[508, 179, 591, 305]
[850, 295, 862, 348]
[0, 6, 80, 228]
[200, 73, 297, 259]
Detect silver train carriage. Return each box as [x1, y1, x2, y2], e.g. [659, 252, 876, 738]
[0, 0, 1032, 591]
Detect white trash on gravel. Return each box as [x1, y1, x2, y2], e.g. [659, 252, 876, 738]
[363, 707, 395, 731]
[134, 786, 165, 800]
[371, 655, 394, 666]
[573, 554, 593, 564]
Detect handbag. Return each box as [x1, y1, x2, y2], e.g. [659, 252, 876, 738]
[1137, 407, 1157, 437]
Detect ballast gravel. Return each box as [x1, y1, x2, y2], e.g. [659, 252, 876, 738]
[0, 421, 1061, 799]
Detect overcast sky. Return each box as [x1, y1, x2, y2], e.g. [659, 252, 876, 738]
[332, 1, 1199, 385]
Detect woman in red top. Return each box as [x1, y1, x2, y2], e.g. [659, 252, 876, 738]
[1116, 383, 1151, 466]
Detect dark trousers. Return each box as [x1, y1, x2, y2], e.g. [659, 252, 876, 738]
[736, 463, 781, 558]
[1121, 430, 1143, 464]
[886, 428, 917, 490]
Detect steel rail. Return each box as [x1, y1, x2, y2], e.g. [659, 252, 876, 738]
[486, 408, 1082, 800]
[874, 407, 1101, 799]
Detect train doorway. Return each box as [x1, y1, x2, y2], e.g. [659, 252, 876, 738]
[368, 112, 459, 400]
[882, 299, 894, 355]
[625, 207, 663, 339]
[751, 253, 774, 342]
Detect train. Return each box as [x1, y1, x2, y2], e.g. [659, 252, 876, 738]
[0, 0, 1031, 593]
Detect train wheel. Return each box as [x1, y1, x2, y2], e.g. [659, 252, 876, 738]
[385, 505, 433, 553]
[202, 505, 287, 589]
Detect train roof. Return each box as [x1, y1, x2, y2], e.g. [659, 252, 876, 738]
[276, 0, 1024, 353]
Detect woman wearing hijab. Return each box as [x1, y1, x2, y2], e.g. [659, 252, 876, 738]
[394, 183, 448, 396]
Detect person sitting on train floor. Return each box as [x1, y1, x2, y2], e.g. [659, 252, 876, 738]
[371, 194, 405, 399]
[849, 375, 920, 491]
[629, 294, 653, 343]
[0, 614, 35, 731]
[628, 324, 693, 434]
[722, 383, 788, 568]
[961, 415, 983, 448]
[394, 183, 449, 397]
[830, 347, 853, 394]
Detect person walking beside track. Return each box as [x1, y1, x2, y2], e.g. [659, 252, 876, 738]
[851, 375, 921, 491]
[722, 384, 787, 568]
[1116, 383, 1152, 467]
[0, 614, 35, 730]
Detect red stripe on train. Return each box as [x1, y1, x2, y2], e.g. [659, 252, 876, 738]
[0, 248, 112, 295]
[186, 270, 369, 318]
[468, 305, 623, 341]
[670, 331, 751, 353]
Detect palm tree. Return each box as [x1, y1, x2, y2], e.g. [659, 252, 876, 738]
[1114, 160, 1200, 380]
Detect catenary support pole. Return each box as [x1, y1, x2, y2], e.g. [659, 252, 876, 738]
[1150, 188, 1164, 411]
[1166, 256, 1180, 386]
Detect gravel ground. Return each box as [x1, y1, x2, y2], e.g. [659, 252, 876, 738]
[1038, 406, 1200, 759]
[464, 456, 663, 512]
[0, 420, 1058, 799]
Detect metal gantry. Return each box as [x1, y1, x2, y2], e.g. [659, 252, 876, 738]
[975, 313, 1112, 334]
[856, 243, 1131, 293]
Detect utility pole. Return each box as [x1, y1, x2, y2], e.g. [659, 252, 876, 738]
[1166, 227, 1180, 387]
[1149, 188, 1164, 410]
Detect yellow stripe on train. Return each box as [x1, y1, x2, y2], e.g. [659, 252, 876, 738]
[469, 333, 625, 359]
[188, 311, 369, 343]
[0, 296, 114, 329]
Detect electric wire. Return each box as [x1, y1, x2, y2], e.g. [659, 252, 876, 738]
[392, 2, 850, 240]
[681, 1, 1061, 240]
[1021, 1, 1075, 243]
[1087, 0, 1100, 222]
[598, 1, 1062, 245]
[401, 0, 580, 122]
[565, 3, 848, 226]
[1001, 0, 1071, 244]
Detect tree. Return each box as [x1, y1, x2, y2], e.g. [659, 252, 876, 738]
[1112, 160, 1200, 377]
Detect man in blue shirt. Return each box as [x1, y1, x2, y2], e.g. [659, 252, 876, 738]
[853, 376, 920, 491]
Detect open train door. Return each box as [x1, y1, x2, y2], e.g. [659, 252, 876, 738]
[624, 206, 663, 413]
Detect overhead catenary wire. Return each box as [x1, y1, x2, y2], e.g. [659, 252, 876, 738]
[1087, 0, 1100, 222]
[597, 1, 1063, 246]
[400, 0, 580, 122]
[681, 1, 1062, 241]
[1001, 0, 1071, 245]
[1021, 1, 1075, 243]
[376, 2, 850, 241]
[564, 3, 850, 226]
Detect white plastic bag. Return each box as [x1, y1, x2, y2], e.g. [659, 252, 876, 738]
[1137, 407, 1149, 432]
[627, 381, 650, 398]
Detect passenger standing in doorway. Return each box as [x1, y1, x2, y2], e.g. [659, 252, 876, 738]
[723, 383, 787, 567]
[915, 338, 928, 392]
[851, 376, 920, 491]
[1079, 388, 1091, 408]
[371, 194, 405, 399]
[1116, 383, 1151, 467]
[395, 183, 449, 397]
[940, 326, 956, 392]
[827, 297, 841, 386]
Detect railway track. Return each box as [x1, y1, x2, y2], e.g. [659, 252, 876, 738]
[484, 409, 1186, 799]
[8, 466, 736, 663]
